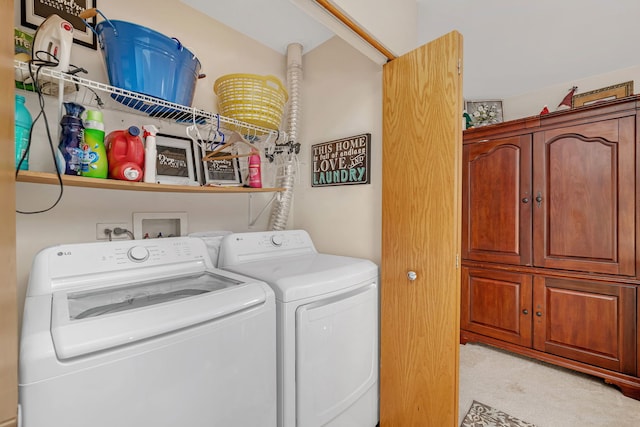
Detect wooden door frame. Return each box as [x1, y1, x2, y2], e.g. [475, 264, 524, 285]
[0, 0, 19, 424]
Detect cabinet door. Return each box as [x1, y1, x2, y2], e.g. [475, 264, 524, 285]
[532, 276, 636, 374]
[532, 117, 635, 275]
[462, 135, 532, 265]
[381, 31, 462, 427]
[461, 267, 532, 346]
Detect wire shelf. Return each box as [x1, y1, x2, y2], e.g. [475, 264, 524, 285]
[13, 60, 287, 143]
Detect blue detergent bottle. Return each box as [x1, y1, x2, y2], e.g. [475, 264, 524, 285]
[14, 95, 32, 170]
[57, 102, 85, 175]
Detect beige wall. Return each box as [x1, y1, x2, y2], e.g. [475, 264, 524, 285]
[293, 36, 382, 262]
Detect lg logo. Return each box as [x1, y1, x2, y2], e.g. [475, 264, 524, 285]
[57, 251, 71, 256]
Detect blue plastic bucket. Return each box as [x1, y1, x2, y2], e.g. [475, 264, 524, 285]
[94, 18, 202, 107]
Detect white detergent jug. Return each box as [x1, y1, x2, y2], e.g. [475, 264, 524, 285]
[32, 14, 73, 72]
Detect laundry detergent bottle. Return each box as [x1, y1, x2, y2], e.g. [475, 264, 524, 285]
[58, 102, 85, 175]
[80, 110, 107, 178]
[105, 126, 145, 181]
[14, 94, 32, 170]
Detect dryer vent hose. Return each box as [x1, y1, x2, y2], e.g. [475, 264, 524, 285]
[269, 43, 303, 231]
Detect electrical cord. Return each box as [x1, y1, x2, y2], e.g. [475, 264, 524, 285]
[113, 227, 135, 240]
[16, 52, 65, 214]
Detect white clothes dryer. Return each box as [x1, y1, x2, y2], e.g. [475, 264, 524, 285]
[218, 230, 379, 427]
[19, 237, 276, 427]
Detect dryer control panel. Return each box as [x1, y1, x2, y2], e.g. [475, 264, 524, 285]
[218, 230, 317, 266]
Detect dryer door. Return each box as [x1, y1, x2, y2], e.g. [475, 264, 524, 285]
[295, 281, 378, 426]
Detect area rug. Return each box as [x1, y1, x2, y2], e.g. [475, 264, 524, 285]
[461, 400, 537, 427]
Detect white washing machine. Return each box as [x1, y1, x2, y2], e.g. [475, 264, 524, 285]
[19, 237, 276, 427]
[218, 230, 379, 427]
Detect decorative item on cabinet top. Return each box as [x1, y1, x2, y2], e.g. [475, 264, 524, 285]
[571, 81, 634, 108]
[464, 99, 503, 127]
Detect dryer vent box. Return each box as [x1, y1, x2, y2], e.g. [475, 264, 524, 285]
[133, 212, 188, 240]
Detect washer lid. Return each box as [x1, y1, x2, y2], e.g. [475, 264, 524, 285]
[51, 270, 269, 359]
[223, 253, 378, 302]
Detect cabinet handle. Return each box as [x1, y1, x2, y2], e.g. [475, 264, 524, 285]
[535, 192, 543, 208]
[522, 197, 529, 204]
[536, 311, 542, 317]
[407, 271, 417, 281]
[522, 309, 529, 315]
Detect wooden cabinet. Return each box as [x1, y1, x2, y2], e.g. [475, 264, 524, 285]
[461, 98, 640, 400]
[462, 267, 636, 373]
[463, 114, 635, 275]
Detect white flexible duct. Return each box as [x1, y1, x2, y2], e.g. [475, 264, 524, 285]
[269, 43, 302, 230]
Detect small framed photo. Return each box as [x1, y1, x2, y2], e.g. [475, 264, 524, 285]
[20, 0, 98, 50]
[572, 81, 634, 108]
[155, 134, 201, 186]
[200, 149, 243, 187]
[465, 99, 503, 127]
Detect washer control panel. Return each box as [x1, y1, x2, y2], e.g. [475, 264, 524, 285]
[44, 237, 208, 279]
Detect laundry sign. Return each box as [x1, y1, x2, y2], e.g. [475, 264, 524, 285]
[311, 133, 371, 187]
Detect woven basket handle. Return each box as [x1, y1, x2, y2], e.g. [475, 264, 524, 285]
[263, 75, 288, 100]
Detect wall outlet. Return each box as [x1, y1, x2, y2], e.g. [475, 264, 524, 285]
[133, 212, 188, 239]
[96, 223, 130, 240]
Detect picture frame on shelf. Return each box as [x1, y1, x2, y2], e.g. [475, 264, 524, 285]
[572, 81, 634, 108]
[199, 148, 243, 187]
[20, 0, 98, 50]
[464, 99, 503, 127]
[154, 134, 201, 186]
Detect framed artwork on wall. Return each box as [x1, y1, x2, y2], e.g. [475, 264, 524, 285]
[21, 0, 97, 50]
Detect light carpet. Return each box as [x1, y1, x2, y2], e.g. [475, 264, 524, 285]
[459, 343, 640, 426]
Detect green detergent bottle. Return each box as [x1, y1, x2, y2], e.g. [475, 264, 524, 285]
[81, 110, 108, 178]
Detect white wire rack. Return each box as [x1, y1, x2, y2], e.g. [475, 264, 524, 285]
[13, 60, 288, 145]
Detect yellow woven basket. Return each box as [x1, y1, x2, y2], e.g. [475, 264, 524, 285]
[214, 73, 288, 131]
